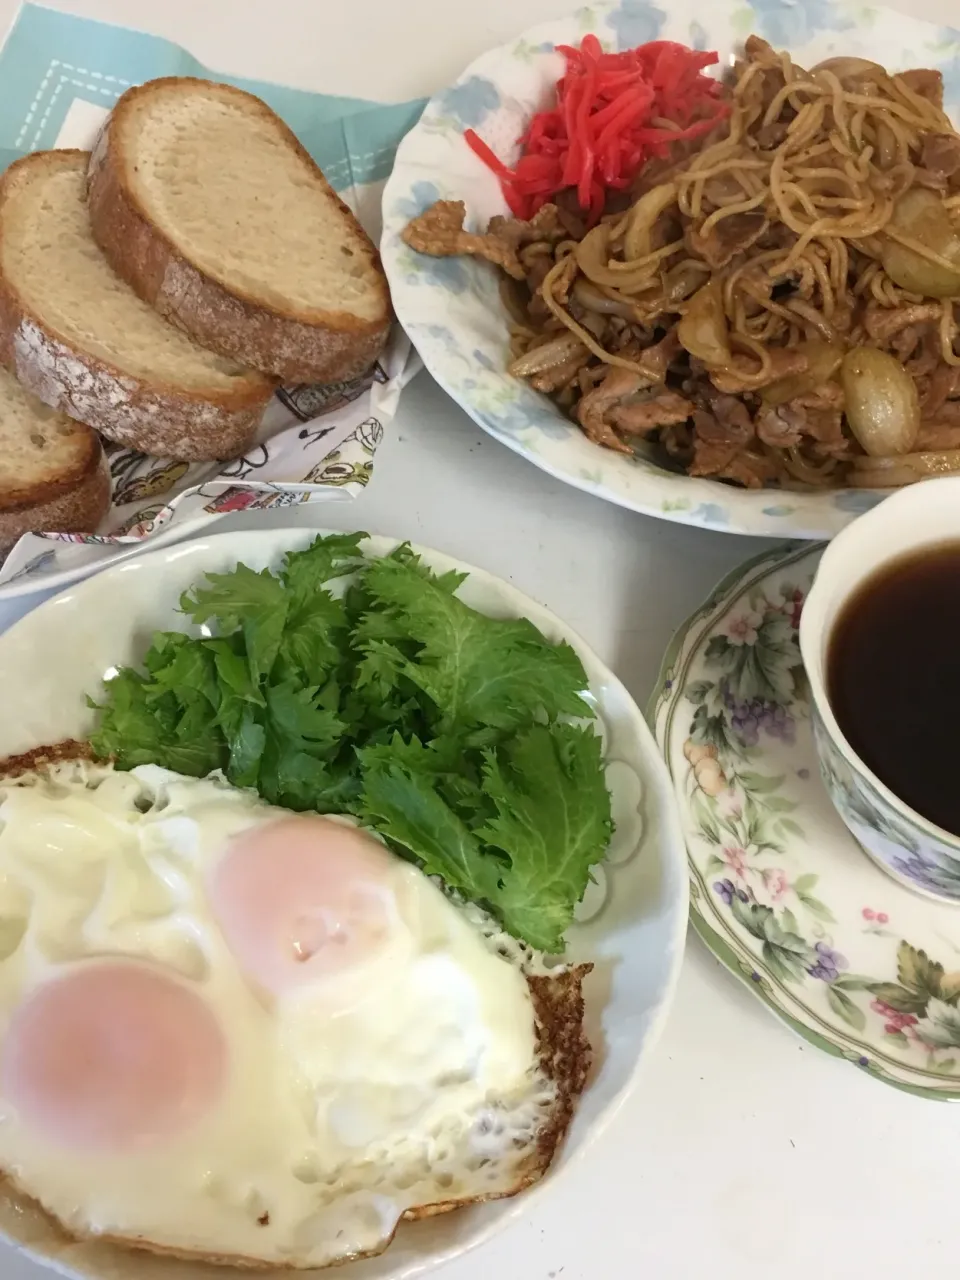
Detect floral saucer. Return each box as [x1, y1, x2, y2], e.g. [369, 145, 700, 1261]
[651, 543, 960, 1098]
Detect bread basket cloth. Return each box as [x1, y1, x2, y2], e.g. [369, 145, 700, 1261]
[0, 3, 425, 593]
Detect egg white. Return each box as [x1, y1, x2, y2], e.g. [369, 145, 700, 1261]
[0, 761, 558, 1268]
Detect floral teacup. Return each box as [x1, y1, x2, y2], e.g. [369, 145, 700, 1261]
[799, 477, 960, 903]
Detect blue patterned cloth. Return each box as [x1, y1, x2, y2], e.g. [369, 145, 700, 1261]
[0, 3, 425, 190]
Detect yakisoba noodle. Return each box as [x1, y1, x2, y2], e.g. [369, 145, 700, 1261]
[543, 50, 956, 374]
[403, 37, 960, 489]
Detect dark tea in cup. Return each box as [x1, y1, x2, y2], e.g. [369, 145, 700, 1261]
[827, 541, 960, 837]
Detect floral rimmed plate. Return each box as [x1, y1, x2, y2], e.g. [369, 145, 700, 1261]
[651, 543, 960, 1098]
[381, 0, 960, 539]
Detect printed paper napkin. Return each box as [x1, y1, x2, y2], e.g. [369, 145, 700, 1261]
[0, 3, 425, 591]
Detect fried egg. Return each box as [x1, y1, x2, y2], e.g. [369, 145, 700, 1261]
[0, 758, 588, 1269]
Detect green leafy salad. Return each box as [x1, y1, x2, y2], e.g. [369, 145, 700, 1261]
[90, 534, 613, 952]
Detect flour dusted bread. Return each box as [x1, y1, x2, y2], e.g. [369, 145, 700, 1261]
[0, 366, 109, 552]
[0, 151, 275, 462]
[86, 77, 392, 384]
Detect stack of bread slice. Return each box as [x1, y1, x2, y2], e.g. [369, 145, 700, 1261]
[0, 77, 391, 551]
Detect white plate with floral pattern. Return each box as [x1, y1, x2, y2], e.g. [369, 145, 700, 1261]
[651, 542, 960, 1098]
[382, 0, 960, 539]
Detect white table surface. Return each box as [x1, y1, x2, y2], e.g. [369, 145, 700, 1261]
[2, 0, 958, 1276]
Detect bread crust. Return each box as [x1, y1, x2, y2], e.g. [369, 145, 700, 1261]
[87, 78, 393, 384]
[0, 442, 110, 552]
[0, 394, 102, 511]
[0, 151, 276, 463]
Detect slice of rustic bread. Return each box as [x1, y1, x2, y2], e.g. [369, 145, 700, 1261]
[86, 77, 392, 385]
[0, 151, 275, 462]
[0, 365, 110, 551]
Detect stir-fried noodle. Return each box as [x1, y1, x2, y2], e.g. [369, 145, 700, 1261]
[403, 37, 960, 489]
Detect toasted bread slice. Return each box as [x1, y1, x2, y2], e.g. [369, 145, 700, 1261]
[0, 366, 110, 551]
[0, 151, 275, 462]
[86, 77, 392, 385]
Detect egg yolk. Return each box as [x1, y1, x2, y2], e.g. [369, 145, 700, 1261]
[208, 817, 400, 996]
[1, 960, 226, 1152]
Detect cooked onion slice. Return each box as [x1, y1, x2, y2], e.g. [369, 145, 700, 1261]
[508, 333, 587, 377]
[849, 448, 960, 486]
[881, 189, 960, 297]
[761, 340, 843, 406]
[572, 279, 640, 319]
[677, 279, 731, 366]
[622, 183, 678, 262]
[811, 57, 887, 89]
